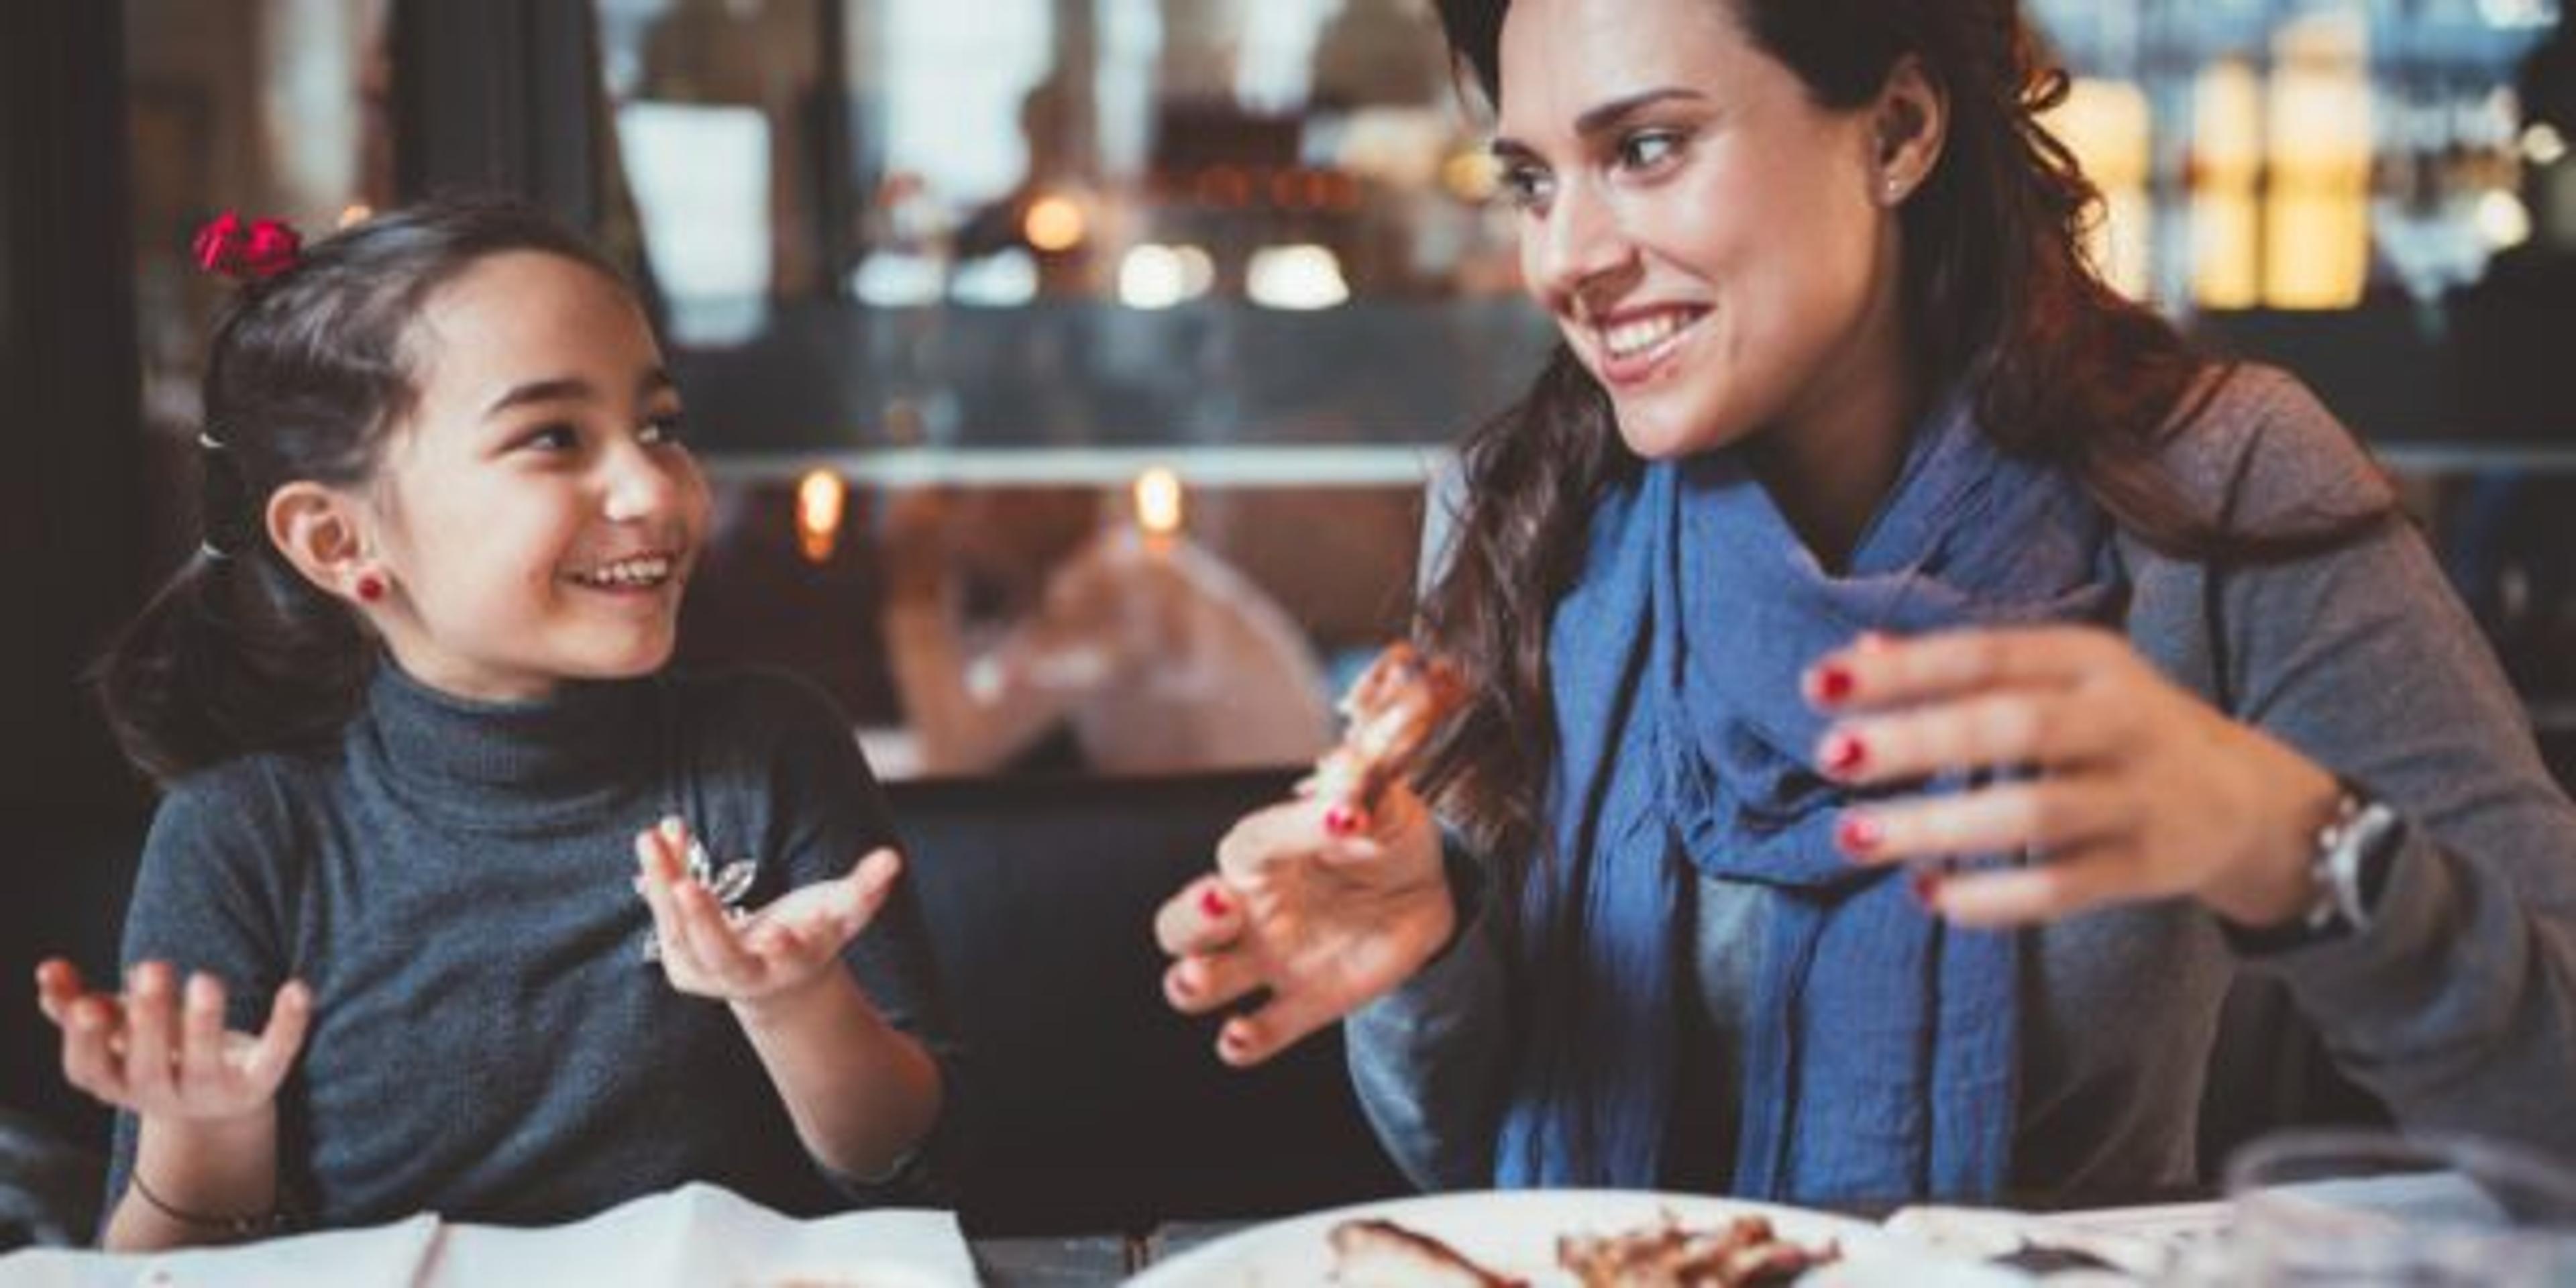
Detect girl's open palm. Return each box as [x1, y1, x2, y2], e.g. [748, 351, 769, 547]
[634, 818, 900, 1005]
[34, 959, 309, 1125]
[1155, 788, 1455, 1067]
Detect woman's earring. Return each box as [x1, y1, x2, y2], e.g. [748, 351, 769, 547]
[355, 572, 387, 603]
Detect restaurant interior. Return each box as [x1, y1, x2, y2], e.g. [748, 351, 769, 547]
[4, 0, 2573, 1270]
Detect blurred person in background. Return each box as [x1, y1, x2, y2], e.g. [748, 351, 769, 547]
[878, 487, 1333, 776]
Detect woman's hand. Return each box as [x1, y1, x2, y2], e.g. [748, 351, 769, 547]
[34, 959, 309, 1125]
[635, 818, 901, 1010]
[1154, 786, 1454, 1067]
[1807, 627, 2342, 928]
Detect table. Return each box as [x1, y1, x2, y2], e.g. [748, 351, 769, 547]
[973, 1221, 1260, 1285]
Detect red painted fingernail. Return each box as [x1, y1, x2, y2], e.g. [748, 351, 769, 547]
[1821, 731, 1867, 775]
[1836, 813, 1882, 855]
[1324, 804, 1362, 836]
[1809, 663, 1856, 706]
[1199, 887, 1230, 918]
[1910, 869, 1942, 907]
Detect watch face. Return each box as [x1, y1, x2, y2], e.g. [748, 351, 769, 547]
[2347, 798, 2405, 914]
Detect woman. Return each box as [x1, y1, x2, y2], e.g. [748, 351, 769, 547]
[1153, 0, 2576, 1204]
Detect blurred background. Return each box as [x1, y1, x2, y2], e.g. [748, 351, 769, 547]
[4, 0, 2571, 1213]
[76, 0, 2576, 777]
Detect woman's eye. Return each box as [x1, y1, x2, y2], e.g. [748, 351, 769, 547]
[1497, 163, 1554, 211]
[1616, 129, 1685, 172]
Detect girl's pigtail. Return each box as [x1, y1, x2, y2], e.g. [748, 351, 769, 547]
[95, 540, 370, 786]
[96, 427, 368, 784]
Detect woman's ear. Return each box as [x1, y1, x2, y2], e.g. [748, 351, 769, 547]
[266, 482, 379, 604]
[1873, 54, 1949, 205]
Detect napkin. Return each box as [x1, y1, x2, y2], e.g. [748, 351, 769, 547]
[0, 1213, 439, 1288]
[420, 1183, 975, 1287]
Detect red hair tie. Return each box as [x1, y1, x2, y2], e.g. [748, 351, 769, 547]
[191, 211, 303, 282]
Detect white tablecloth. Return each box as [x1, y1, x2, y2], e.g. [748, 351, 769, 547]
[0, 1183, 975, 1287]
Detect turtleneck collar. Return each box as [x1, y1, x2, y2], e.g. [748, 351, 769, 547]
[352, 657, 665, 833]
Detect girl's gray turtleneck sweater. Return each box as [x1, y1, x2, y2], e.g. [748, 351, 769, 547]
[108, 662, 957, 1229]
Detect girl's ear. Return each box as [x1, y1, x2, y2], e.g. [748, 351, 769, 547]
[267, 482, 379, 604]
[1872, 54, 1949, 205]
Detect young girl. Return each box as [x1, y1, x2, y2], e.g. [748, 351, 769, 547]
[32, 199, 952, 1248]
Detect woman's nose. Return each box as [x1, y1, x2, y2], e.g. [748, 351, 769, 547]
[1529, 181, 1634, 309]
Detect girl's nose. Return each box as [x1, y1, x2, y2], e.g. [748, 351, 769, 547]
[602, 443, 684, 523]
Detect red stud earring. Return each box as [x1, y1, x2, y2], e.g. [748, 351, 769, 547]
[355, 572, 386, 603]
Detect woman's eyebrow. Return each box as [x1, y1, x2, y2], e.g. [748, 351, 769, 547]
[1493, 85, 1710, 159]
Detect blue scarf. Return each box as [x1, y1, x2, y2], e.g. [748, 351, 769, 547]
[1493, 392, 2121, 1203]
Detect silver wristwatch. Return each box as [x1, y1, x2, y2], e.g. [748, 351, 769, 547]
[2300, 782, 2404, 936]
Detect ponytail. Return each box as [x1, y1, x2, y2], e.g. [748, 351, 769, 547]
[95, 544, 370, 786]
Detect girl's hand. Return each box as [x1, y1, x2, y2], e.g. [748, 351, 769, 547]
[1153, 786, 1454, 1067]
[1807, 627, 2342, 929]
[634, 818, 901, 1008]
[33, 959, 309, 1124]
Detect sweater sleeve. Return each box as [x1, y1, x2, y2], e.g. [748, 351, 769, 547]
[102, 763, 303, 1230]
[2199, 372, 2576, 1159]
[1343, 835, 1515, 1190]
[732, 671, 965, 1204]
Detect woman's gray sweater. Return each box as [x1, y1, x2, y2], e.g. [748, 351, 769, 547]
[1351, 366, 2576, 1198]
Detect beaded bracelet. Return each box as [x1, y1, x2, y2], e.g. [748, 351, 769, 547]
[128, 1169, 286, 1240]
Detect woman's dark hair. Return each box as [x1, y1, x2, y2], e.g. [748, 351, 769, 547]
[1417, 0, 2389, 863]
[97, 197, 631, 784]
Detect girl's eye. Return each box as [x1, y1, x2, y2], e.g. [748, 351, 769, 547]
[1497, 162, 1554, 213]
[640, 413, 689, 447]
[1615, 129, 1686, 173]
[519, 423, 579, 453]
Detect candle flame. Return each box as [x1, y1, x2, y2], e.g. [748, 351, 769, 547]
[1134, 468, 1183, 538]
[796, 469, 846, 564]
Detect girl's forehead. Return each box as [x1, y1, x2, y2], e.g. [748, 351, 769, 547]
[407, 254, 655, 400]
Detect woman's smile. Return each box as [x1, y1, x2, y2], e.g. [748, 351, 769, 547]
[1585, 303, 1711, 388]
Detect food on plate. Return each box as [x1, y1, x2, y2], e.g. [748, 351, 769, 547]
[1307, 642, 1468, 814]
[1325, 1210, 1841, 1287]
[1328, 1218, 1525, 1287]
[1557, 1212, 1841, 1287]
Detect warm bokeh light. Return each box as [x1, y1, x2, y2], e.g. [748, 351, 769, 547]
[1441, 148, 1499, 203]
[337, 203, 374, 229]
[2192, 59, 2265, 309]
[1118, 244, 1214, 310]
[1134, 467, 1183, 539]
[1245, 244, 1350, 311]
[1120, 245, 1186, 309]
[2476, 189, 2534, 249]
[1023, 194, 1087, 253]
[2045, 78, 2154, 299]
[2524, 123, 2569, 168]
[2262, 12, 2372, 310]
[795, 468, 846, 564]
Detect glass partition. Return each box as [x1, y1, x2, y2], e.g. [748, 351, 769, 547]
[113, 0, 2576, 782]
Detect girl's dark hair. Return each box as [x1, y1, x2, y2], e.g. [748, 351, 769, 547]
[1418, 0, 2390, 863]
[98, 197, 630, 784]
